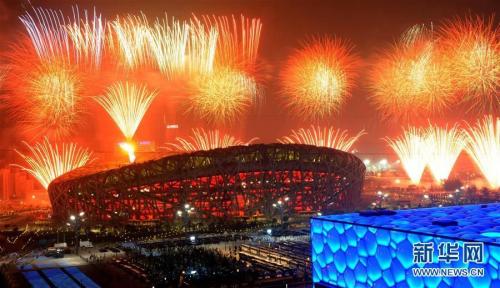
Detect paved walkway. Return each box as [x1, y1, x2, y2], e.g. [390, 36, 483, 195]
[17, 254, 87, 270]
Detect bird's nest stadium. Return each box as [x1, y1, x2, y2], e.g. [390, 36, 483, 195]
[48, 144, 366, 223]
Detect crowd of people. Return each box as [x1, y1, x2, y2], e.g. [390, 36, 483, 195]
[127, 246, 258, 287]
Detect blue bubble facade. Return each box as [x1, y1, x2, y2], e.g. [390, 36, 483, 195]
[311, 204, 500, 287]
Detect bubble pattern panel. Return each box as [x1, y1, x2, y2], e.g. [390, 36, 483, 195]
[311, 204, 500, 288]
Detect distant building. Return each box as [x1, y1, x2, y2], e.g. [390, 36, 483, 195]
[0, 166, 45, 201]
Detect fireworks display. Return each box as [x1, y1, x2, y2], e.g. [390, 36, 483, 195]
[65, 7, 106, 69]
[108, 13, 219, 76]
[439, 16, 500, 112]
[19, 7, 72, 64]
[202, 15, 262, 70]
[425, 124, 467, 182]
[186, 17, 218, 75]
[386, 128, 429, 184]
[4, 58, 84, 139]
[188, 67, 259, 123]
[29, 64, 82, 135]
[96, 82, 157, 140]
[20, 6, 105, 68]
[13, 137, 93, 189]
[370, 24, 454, 120]
[11, 6, 106, 137]
[278, 126, 365, 152]
[165, 128, 258, 152]
[464, 116, 500, 189]
[109, 14, 152, 69]
[2, 3, 499, 196]
[280, 37, 358, 119]
[95, 82, 157, 162]
[147, 16, 190, 76]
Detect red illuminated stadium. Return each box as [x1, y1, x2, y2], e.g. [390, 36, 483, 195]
[47, 144, 366, 223]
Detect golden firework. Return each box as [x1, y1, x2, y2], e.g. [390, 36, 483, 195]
[280, 37, 358, 119]
[439, 16, 499, 112]
[464, 116, 500, 188]
[165, 128, 258, 152]
[13, 137, 93, 189]
[95, 81, 157, 140]
[425, 124, 466, 182]
[109, 14, 152, 69]
[186, 17, 218, 75]
[147, 15, 189, 76]
[26, 64, 82, 138]
[188, 67, 258, 123]
[19, 6, 72, 64]
[370, 24, 454, 120]
[278, 126, 365, 152]
[202, 15, 262, 69]
[65, 7, 106, 69]
[386, 127, 429, 184]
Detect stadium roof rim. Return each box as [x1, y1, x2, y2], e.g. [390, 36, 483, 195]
[49, 143, 365, 188]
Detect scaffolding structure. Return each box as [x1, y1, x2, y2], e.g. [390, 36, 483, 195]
[48, 144, 366, 223]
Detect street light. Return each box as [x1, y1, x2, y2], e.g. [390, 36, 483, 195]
[178, 204, 195, 228]
[273, 197, 290, 225]
[67, 212, 85, 255]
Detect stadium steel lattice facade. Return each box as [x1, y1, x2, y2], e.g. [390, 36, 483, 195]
[48, 144, 366, 223]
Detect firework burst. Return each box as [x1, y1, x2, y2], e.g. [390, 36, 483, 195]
[202, 15, 262, 70]
[280, 37, 358, 119]
[27, 64, 82, 136]
[95, 81, 157, 140]
[386, 128, 429, 184]
[96, 82, 156, 163]
[278, 126, 365, 152]
[0, 67, 6, 89]
[147, 15, 189, 76]
[439, 16, 499, 112]
[370, 24, 454, 120]
[19, 6, 72, 64]
[188, 67, 258, 123]
[109, 14, 152, 69]
[464, 116, 500, 189]
[186, 17, 218, 75]
[425, 124, 466, 182]
[165, 128, 258, 152]
[7, 64, 83, 138]
[20, 6, 106, 69]
[13, 137, 93, 189]
[65, 7, 106, 69]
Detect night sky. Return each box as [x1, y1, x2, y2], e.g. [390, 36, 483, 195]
[0, 0, 497, 159]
